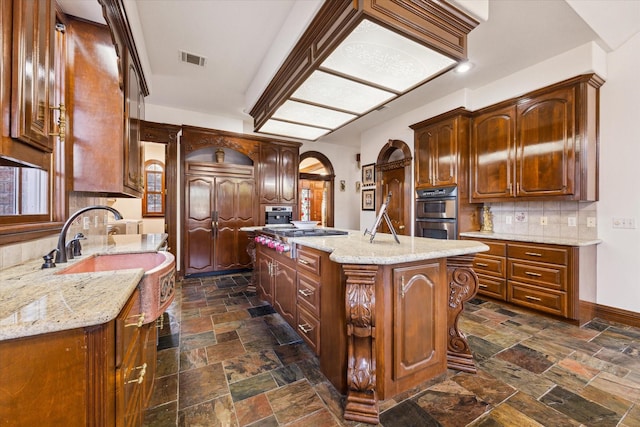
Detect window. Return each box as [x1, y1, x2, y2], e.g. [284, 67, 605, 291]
[0, 164, 48, 217]
[142, 160, 165, 216]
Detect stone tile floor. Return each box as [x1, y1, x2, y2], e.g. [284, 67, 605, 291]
[143, 272, 640, 426]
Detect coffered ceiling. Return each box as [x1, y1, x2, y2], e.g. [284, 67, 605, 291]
[57, 0, 640, 146]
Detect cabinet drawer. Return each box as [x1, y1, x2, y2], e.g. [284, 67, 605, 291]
[473, 256, 506, 278]
[508, 260, 566, 291]
[477, 274, 507, 300]
[296, 306, 320, 355]
[297, 273, 320, 317]
[508, 243, 569, 265]
[509, 282, 566, 317]
[297, 247, 321, 276]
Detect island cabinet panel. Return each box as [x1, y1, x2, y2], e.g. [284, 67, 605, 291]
[391, 263, 446, 382]
[471, 74, 603, 202]
[0, 288, 156, 426]
[272, 256, 297, 326]
[256, 247, 275, 304]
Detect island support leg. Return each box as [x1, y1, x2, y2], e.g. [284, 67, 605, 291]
[446, 255, 479, 373]
[342, 265, 380, 424]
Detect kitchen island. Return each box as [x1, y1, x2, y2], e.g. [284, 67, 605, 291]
[253, 229, 488, 424]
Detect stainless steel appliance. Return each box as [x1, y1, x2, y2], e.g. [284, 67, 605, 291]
[255, 227, 348, 258]
[415, 186, 457, 240]
[264, 206, 293, 225]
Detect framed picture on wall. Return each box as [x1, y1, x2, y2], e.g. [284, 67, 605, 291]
[362, 189, 375, 211]
[362, 163, 375, 186]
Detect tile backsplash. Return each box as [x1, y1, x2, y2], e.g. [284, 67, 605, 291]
[0, 193, 108, 270]
[485, 201, 598, 240]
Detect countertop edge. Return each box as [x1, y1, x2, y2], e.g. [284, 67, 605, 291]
[459, 232, 601, 247]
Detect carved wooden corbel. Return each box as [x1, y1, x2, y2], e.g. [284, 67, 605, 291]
[342, 264, 380, 424]
[446, 255, 479, 373]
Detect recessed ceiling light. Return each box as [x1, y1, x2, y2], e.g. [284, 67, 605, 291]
[455, 62, 474, 73]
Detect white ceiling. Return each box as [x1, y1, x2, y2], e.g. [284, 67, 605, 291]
[57, 0, 640, 146]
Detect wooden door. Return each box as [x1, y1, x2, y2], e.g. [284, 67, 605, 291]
[381, 167, 407, 235]
[185, 175, 216, 274]
[516, 87, 575, 197]
[471, 105, 516, 201]
[215, 177, 254, 270]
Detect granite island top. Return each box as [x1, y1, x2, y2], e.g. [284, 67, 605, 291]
[459, 231, 601, 246]
[243, 227, 489, 265]
[0, 233, 168, 341]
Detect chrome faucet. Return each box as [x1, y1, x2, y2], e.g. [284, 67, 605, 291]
[55, 206, 123, 263]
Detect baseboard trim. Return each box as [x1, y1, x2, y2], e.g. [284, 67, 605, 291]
[580, 301, 640, 328]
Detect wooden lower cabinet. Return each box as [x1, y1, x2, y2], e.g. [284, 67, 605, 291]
[0, 288, 159, 426]
[464, 237, 597, 324]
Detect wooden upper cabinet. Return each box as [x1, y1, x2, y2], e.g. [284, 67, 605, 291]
[124, 53, 144, 195]
[471, 105, 516, 200]
[412, 110, 470, 189]
[259, 142, 299, 205]
[470, 74, 603, 202]
[516, 87, 575, 198]
[10, 0, 55, 152]
[1, 0, 11, 142]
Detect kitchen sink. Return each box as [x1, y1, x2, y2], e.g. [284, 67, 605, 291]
[58, 251, 176, 323]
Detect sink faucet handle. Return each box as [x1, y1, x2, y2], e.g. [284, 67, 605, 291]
[42, 249, 59, 269]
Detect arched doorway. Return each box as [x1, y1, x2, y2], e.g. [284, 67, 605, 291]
[299, 151, 335, 227]
[376, 140, 412, 235]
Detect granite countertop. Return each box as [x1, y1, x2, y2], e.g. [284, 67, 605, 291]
[459, 231, 601, 247]
[0, 233, 168, 341]
[289, 231, 489, 265]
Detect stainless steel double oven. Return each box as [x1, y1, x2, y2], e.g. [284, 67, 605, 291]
[415, 186, 458, 240]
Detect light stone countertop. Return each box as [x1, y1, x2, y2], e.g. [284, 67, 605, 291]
[459, 231, 602, 247]
[289, 231, 489, 265]
[0, 233, 168, 341]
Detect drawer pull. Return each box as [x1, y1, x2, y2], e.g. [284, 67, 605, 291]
[298, 289, 314, 297]
[525, 295, 542, 302]
[525, 271, 542, 277]
[525, 252, 542, 257]
[125, 313, 145, 328]
[476, 262, 489, 267]
[298, 259, 310, 265]
[298, 323, 314, 334]
[126, 363, 147, 384]
[479, 284, 488, 289]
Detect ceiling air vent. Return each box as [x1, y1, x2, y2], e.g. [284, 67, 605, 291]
[180, 50, 206, 67]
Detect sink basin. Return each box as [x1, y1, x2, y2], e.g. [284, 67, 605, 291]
[58, 252, 176, 323]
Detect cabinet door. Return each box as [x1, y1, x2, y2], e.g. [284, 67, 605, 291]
[516, 87, 575, 197]
[432, 118, 457, 187]
[471, 105, 516, 200]
[124, 56, 143, 195]
[184, 176, 216, 274]
[273, 259, 297, 327]
[1, 0, 11, 140]
[392, 263, 445, 381]
[256, 249, 274, 304]
[414, 126, 434, 188]
[11, 0, 55, 151]
[279, 145, 298, 203]
[259, 144, 279, 204]
[215, 177, 254, 270]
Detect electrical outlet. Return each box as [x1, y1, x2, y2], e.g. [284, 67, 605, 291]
[628, 218, 637, 229]
[94, 215, 99, 227]
[568, 217, 577, 227]
[505, 215, 512, 225]
[83, 216, 90, 230]
[540, 216, 548, 226]
[587, 217, 596, 228]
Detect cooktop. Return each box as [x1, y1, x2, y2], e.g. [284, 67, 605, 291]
[262, 227, 348, 237]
